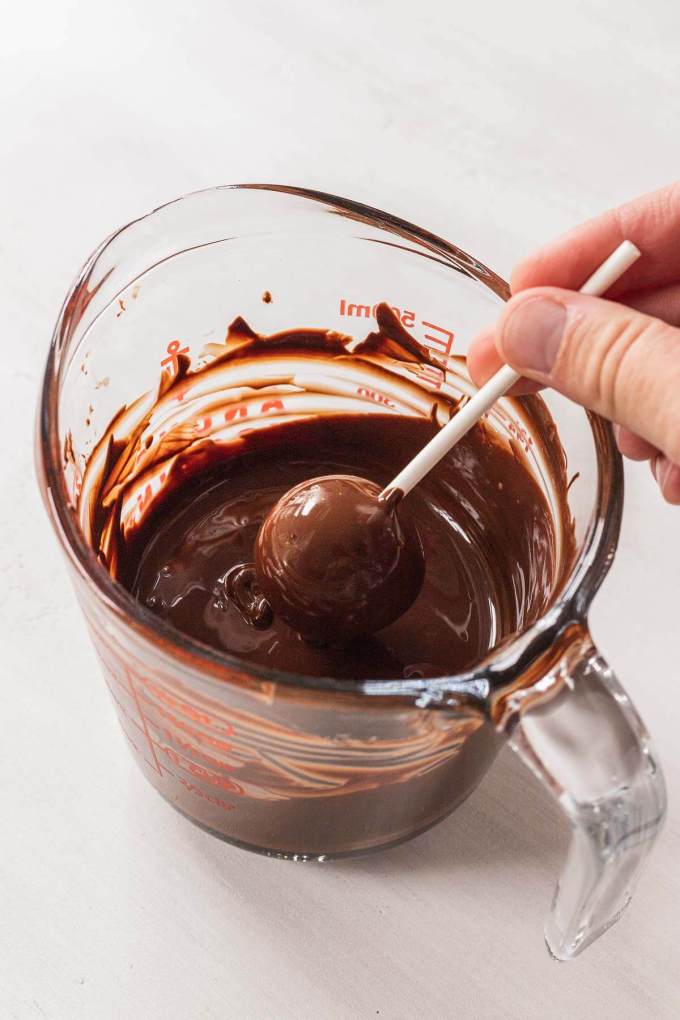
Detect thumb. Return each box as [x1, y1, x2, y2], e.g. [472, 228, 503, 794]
[494, 288, 680, 466]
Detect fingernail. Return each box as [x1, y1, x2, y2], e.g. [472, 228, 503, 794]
[501, 297, 567, 376]
[653, 456, 672, 491]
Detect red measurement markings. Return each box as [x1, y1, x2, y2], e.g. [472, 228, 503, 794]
[103, 660, 241, 793]
[224, 405, 247, 423]
[115, 731, 237, 810]
[102, 672, 144, 737]
[196, 398, 286, 436]
[404, 362, 445, 391]
[96, 654, 164, 776]
[136, 483, 154, 515]
[159, 745, 243, 794]
[122, 730, 141, 755]
[144, 697, 235, 753]
[94, 652, 161, 767]
[176, 777, 236, 810]
[172, 381, 192, 403]
[109, 720, 239, 810]
[338, 298, 455, 360]
[136, 672, 235, 737]
[161, 339, 190, 375]
[125, 666, 163, 776]
[421, 320, 454, 358]
[261, 398, 284, 414]
[92, 632, 245, 810]
[339, 298, 415, 328]
[162, 729, 238, 772]
[356, 387, 396, 409]
[507, 420, 533, 453]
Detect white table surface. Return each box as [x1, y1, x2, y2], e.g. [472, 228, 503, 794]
[2, 2, 679, 1017]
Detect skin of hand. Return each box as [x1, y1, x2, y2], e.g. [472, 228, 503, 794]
[468, 181, 680, 503]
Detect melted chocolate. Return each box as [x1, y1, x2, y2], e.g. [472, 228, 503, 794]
[80, 305, 575, 682]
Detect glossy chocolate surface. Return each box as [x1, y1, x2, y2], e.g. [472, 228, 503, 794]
[80, 305, 574, 680]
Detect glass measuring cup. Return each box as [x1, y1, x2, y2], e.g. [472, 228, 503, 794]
[36, 185, 666, 960]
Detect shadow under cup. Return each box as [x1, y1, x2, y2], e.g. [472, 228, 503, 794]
[37, 186, 665, 959]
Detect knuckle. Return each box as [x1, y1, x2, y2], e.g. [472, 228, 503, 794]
[556, 310, 649, 419]
[595, 318, 647, 417]
[615, 180, 680, 243]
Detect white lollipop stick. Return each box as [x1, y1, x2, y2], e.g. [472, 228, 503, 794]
[381, 239, 641, 501]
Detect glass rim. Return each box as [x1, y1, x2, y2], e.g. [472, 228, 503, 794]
[37, 183, 624, 704]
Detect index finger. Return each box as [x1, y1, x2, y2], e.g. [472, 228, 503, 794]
[512, 181, 680, 298]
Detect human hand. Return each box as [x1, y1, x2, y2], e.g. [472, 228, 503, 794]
[468, 182, 680, 503]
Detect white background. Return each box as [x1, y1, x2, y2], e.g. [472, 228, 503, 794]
[1, 1, 679, 1017]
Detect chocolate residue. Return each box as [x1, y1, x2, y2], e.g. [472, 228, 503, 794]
[63, 430, 76, 469]
[78, 304, 575, 681]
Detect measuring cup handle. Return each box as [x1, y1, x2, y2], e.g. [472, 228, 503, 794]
[494, 627, 666, 960]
